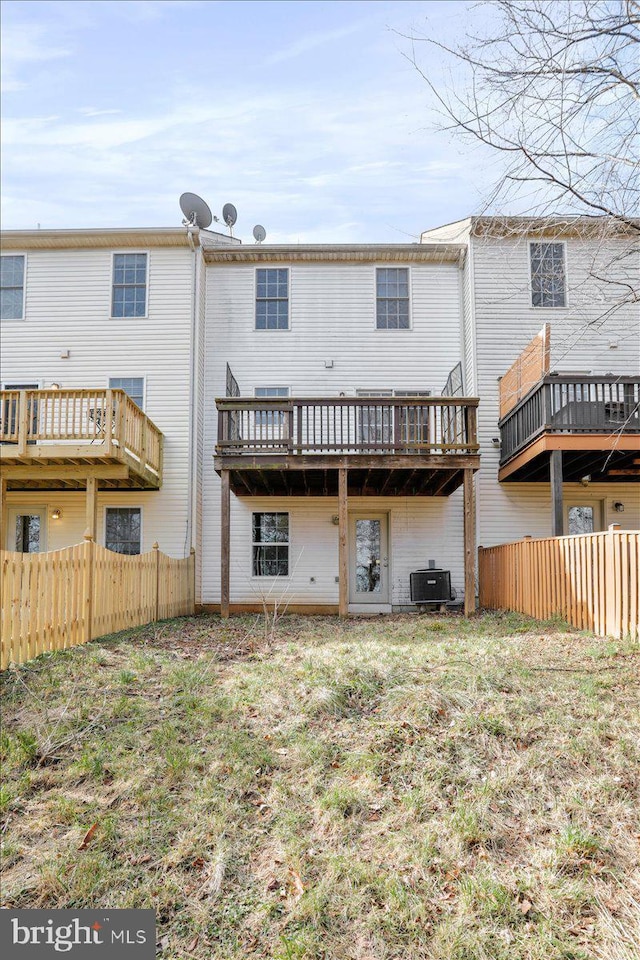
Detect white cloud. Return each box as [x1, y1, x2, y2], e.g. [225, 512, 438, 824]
[0, 23, 71, 93]
[265, 21, 367, 65]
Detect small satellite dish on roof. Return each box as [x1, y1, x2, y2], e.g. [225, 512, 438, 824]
[253, 224, 267, 244]
[179, 192, 212, 229]
[222, 203, 238, 228]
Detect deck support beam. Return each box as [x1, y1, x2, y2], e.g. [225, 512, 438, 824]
[463, 467, 476, 616]
[85, 477, 97, 542]
[338, 468, 348, 617]
[221, 470, 230, 619]
[550, 450, 564, 536]
[0, 477, 7, 549]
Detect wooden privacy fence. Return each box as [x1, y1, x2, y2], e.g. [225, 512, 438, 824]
[1, 541, 195, 669]
[479, 527, 639, 640]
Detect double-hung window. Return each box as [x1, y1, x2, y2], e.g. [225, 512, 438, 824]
[530, 242, 566, 307]
[252, 512, 289, 576]
[105, 507, 141, 555]
[376, 268, 409, 329]
[256, 268, 288, 329]
[109, 377, 145, 410]
[254, 386, 289, 431]
[112, 253, 147, 318]
[1, 255, 25, 320]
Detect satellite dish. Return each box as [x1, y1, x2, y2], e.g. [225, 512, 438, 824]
[253, 224, 267, 244]
[222, 203, 238, 228]
[179, 192, 212, 229]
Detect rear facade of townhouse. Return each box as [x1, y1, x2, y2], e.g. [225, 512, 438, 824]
[1, 215, 638, 617]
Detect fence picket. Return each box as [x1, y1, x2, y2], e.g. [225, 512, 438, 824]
[479, 530, 639, 640]
[1, 543, 195, 669]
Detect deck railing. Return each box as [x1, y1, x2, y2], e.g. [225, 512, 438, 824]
[499, 376, 640, 463]
[0, 389, 163, 478]
[216, 396, 479, 456]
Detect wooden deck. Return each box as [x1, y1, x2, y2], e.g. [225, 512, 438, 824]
[0, 389, 163, 490]
[215, 396, 480, 496]
[498, 376, 640, 482]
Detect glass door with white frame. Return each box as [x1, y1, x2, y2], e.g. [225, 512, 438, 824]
[349, 514, 389, 604]
[7, 508, 47, 552]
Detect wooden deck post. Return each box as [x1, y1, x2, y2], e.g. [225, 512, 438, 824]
[463, 467, 476, 616]
[221, 469, 230, 619]
[338, 468, 348, 617]
[0, 476, 7, 550]
[550, 450, 564, 536]
[85, 477, 98, 543]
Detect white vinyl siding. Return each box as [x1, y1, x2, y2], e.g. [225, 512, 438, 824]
[202, 259, 463, 604]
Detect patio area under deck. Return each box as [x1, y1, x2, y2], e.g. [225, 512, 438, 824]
[214, 395, 480, 618]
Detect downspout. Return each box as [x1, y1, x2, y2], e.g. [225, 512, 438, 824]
[185, 225, 200, 558]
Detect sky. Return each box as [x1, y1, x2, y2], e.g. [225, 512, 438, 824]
[0, 0, 495, 242]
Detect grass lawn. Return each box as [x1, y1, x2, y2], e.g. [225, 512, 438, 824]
[1, 613, 639, 960]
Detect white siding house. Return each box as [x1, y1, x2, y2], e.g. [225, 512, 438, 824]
[0, 227, 233, 561]
[2, 215, 637, 617]
[422, 217, 640, 544]
[201, 245, 479, 613]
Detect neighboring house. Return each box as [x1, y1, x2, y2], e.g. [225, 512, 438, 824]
[2, 215, 638, 616]
[0, 226, 234, 567]
[420, 216, 640, 548]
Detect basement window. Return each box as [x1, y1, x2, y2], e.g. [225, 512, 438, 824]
[252, 512, 289, 576]
[105, 507, 141, 554]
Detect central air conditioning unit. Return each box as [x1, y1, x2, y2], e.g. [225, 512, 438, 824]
[410, 568, 452, 604]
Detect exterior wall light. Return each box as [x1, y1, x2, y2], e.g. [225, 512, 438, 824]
[51, 508, 62, 520]
[613, 502, 625, 513]
[331, 516, 340, 525]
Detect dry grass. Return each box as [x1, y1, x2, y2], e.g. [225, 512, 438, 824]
[1, 612, 639, 960]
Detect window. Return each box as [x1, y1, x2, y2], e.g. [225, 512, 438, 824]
[1, 255, 25, 320]
[109, 377, 144, 410]
[256, 268, 288, 329]
[357, 390, 393, 444]
[105, 507, 141, 554]
[2, 382, 39, 437]
[376, 268, 409, 329]
[112, 253, 147, 318]
[255, 386, 289, 428]
[530, 242, 566, 307]
[566, 503, 602, 534]
[10, 511, 45, 553]
[252, 512, 289, 576]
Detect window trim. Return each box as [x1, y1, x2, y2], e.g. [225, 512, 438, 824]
[1, 252, 27, 322]
[110, 251, 150, 320]
[103, 505, 143, 555]
[374, 265, 412, 331]
[254, 267, 290, 331]
[108, 376, 146, 411]
[251, 511, 290, 579]
[528, 240, 568, 309]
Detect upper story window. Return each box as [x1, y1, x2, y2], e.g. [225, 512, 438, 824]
[376, 268, 409, 329]
[1, 255, 25, 320]
[256, 268, 288, 330]
[109, 377, 145, 410]
[530, 242, 566, 307]
[112, 253, 147, 318]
